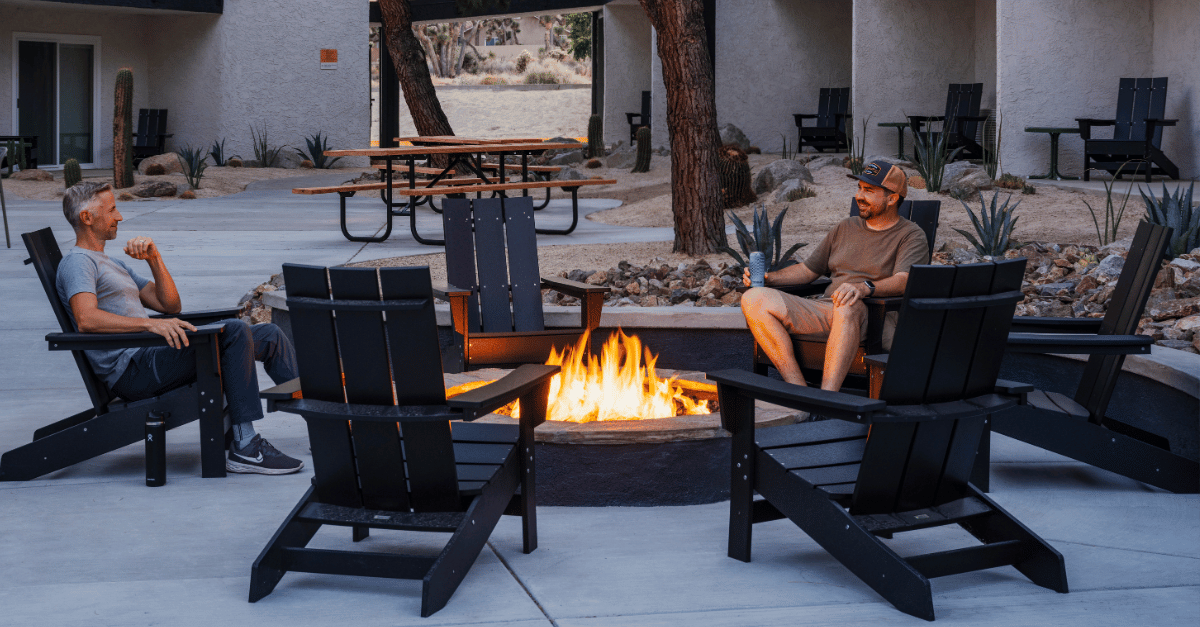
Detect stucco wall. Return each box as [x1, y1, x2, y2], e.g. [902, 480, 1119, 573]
[601, 3, 652, 146]
[975, 0, 996, 110]
[997, 0, 1154, 178]
[715, 0, 851, 154]
[1150, 0, 1198, 179]
[852, 0, 978, 159]
[0, 6, 154, 167]
[147, 0, 369, 166]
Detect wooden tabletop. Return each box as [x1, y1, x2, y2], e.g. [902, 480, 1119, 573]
[395, 136, 546, 145]
[325, 142, 580, 157]
[1024, 127, 1081, 134]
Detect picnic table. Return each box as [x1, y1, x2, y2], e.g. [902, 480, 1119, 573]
[301, 138, 613, 245]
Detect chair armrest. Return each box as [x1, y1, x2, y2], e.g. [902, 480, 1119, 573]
[273, 397, 462, 423]
[151, 308, 242, 325]
[955, 115, 990, 123]
[1006, 333, 1153, 355]
[994, 379, 1033, 404]
[708, 369, 886, 424]
[908, 115, 942, 133]
[793, 114, 818, 119]
[541, 275, 611, 297]
[261, 377, 301, 412]
[626, 113, 642, 124]
[1143, 118, 1177, 126]
[1009, 316, 1102, 334]
[46, 324, 223, 351]
[774, 277, 831, 298]
[1076, 118, 1115, 140]
[447, 364, 561, 421]
[432, 282, 473, 300]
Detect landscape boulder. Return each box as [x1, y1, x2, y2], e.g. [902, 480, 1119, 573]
[549, 150, 585, 166]
[753, 159, 813, 194]
[132, 181, 178, 198]
[137, 153, 184, 176]
[553, 167, 585, 181]
[945, 169, 994, 199]
[605, 144, 637, 169]
[11, 168, 52, 181]
[718, 123, 751, 152]
[773, 178, 810, 203]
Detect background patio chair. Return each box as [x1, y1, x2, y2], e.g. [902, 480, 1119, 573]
[908, 83, 987, 162]
[438, 196, 609, 373]
[626, 90, 651, 143]
[133, 109, 172, 165]
[711, 258, 1068, 621]
[978, 221, 1198, 493]
[0, 228, 237, 481]
[752, 199, 941, 387]
[793, 87, 850, 153]
[250, 264, 558, 617]
[1078, 77, 1179, 182]
[0, 147, 9, 248]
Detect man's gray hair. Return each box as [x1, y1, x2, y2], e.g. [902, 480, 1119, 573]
[63, 181, 113, 229]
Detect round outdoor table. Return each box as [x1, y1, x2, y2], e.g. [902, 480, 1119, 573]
[1024, 127, 1080, 180]
[878, 122, 909, 159]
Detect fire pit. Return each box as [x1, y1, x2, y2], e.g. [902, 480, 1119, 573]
[446, 331, 802, 506]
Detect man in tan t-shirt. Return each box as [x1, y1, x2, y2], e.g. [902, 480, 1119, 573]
[741, 160, 928, 391]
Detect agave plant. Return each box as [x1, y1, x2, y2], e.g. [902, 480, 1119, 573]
[1140, 182, 1198, 258]
[954, 191, 1021, 257]
[249, 123, 286, 167]
[718, 204, 806, 271]
[296, 132, 342, 169]
[912, 116, 965, 192]
[209, 138, 238, 167]
[175, 145, 208, 190]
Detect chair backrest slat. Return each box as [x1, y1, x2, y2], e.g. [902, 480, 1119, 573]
[852, 260, 1025, 514]
[640, 90, 651, 121]
[471, 198, 516, 332]
[1147, 77, 1168, 147]
[329, 268, 394, 405]
[135, 110, 152, 147]
[443, 196, 547, 335]
[443, 200, 483, 333]
[946, 83, 983, 140]
[22, 228, 114, 411]
[815, 88, 834, 127]
[1075, 221, 1170, 421]
[503, 197, 546, 332]
[282, 264, 360, 507]
[848, 199, 940, 259]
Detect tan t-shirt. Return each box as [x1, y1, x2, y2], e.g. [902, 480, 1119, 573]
[803, 216, 929, 297]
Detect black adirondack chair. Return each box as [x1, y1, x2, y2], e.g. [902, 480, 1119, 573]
[626, 90, 651, 143]
[0, 135, 38, 170]
[1078, 78, 1179, 182]
[250, 264, 558, 617]
[711, 258, 1068, 621]
[753, 199, 941, 384]
[438, 196, 609, 373]
[1, 148, 9, 248]
[909, 83, 987, 162]
[794, 87, 851, 153]
[0, 228, 238, 481]
[133, 109, 172, 164]
[975, 221, 1199, 494]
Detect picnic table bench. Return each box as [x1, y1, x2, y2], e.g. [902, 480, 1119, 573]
[294, 140, 611, 244]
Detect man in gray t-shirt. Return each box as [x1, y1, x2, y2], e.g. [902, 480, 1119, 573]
[741, 160, 929, 392]
[54, 181, 303, 475]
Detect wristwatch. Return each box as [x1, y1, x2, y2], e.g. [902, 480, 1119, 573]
[863, 280, 876, 296]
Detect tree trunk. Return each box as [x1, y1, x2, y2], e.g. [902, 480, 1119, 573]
[378, 0, 454, 138]
[639, 0, 726, 255]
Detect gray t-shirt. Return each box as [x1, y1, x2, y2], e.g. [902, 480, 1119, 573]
[56, 247, 151, 387]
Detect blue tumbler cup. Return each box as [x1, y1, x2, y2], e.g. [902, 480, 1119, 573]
[749, 252, 766, 288]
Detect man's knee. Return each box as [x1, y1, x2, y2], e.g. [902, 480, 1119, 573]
[832, 301, 867, 334]
[741, 287, 786, 323]
[251, 322, 285, 343]
[220, 318, 252, 346]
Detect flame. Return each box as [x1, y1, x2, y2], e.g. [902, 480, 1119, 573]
[446, 330, 710, 423]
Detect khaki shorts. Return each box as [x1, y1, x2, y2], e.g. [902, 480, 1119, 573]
[764, 291, 896, 350]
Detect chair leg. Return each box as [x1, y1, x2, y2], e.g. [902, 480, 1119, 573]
[757, 460, 935, 621]
[994, 406, 1199, 494]
[971, 424, 992, 492]
[249, 486, 323, 602]
[962, 486, 1069, 594]
[352, 526, 370, 542]
[422, 452, 519, 617]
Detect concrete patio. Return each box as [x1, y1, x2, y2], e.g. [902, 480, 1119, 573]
[0, 176, 1196, 626]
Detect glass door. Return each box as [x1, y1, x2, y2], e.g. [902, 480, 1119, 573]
[14, 35, 99, 166]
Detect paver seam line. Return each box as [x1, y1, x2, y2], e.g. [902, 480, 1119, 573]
[487, 540, 559, 627]
[1042, 539, 1200, 561]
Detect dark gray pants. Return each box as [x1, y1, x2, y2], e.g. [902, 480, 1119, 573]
[112, 320, 297, 425]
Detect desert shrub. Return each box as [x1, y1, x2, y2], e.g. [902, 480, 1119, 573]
[145, 163, 167, 176]
[785, 185, 817, 202]
[524, 71, 558, 85]
[515, 51, 532, 73]
[995, 173, 1026, 190]
[480, 76, 507, 85]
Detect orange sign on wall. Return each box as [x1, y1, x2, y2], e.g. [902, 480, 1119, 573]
[320, 49, 338, 70]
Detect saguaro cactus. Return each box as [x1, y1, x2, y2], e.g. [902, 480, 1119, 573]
[113, 68, 134, 189]
[64, 158, 82, 189]
[631, 126, 651, 173]
[587, 114, 603, 158]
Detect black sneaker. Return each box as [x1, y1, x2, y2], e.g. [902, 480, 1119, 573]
[227, 434, 304, 475]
